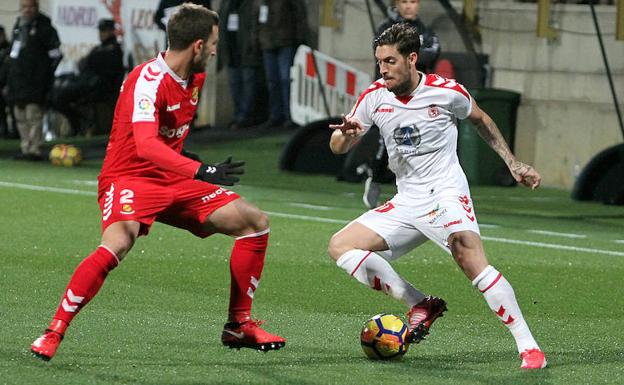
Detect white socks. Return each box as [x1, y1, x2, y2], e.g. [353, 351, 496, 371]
[336, 249, 425, 306]
[472, 265, 540, 353]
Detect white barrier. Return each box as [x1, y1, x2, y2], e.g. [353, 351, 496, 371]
[290, 45, 372, 126]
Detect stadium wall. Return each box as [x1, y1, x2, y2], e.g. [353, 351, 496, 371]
[318, 1, 623, 190]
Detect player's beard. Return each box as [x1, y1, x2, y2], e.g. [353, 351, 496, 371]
[191, 46, 209, 73]
[386, 63, 414, 96]
[387, 74, 413, 96]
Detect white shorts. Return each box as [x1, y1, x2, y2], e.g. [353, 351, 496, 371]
[355, 193, 480, 261]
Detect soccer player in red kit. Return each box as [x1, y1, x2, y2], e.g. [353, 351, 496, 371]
[31, 4, 285, 361]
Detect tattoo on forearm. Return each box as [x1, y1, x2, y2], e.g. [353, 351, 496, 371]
[475, 119, 514, 166]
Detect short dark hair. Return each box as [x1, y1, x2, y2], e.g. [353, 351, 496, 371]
[97, 19, 115, 31]
[373, 23, 421, 57]
[167, 3, 219, 51]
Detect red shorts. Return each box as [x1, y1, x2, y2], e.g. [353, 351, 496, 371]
[98, 176, 240, 238]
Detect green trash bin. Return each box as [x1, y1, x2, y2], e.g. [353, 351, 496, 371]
[458, 88, 521, 186]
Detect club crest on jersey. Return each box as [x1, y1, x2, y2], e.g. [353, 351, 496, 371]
[428, 105, 440, 118]
[393, 124, 421, 154]
[190, 87, 199, 105]
[121, 204, 135, 215]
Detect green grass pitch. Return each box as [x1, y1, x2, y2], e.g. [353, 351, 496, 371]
[1, 133, 623, 384]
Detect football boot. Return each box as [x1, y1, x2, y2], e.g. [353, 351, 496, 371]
[221, 319, 286, 352]
[520, 348, 547, 369]
[31, 319, 68, 361]
[406, 296, 447, 343]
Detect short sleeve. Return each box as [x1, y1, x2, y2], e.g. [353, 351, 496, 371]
[347, 82, 384, 131]
[450, 83, 472, 120]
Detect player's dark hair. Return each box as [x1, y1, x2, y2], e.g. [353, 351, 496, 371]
[373, 23, 421, 57]
[167, 4, 219, 51]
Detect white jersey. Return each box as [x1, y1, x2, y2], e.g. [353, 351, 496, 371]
[348, 73, 473, 211]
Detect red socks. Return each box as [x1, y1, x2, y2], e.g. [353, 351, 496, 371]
[228, 230, 269, 323]
[52, 246, 119, 327]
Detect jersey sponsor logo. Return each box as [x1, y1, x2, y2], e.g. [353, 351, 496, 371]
[190, 86, 199, 105]
[375, 106, 394, 113]
[200, 187, 235, 203]
[443, 218, 462, 228]
[427, 204, 448, 225]
[159, 123, 189, 139]
[428, 105, 440, 118]
[166, 103, 181, 112]
[393, 124, 421, 154]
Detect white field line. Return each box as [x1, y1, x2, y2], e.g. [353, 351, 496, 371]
[615, 240, 624, 244]
[287, 202, 334, 211]
[2, 181, 624, 257]
[481, 236, 624, 257]
[0, 181, 96, 196]
[527, 229, 587, 239]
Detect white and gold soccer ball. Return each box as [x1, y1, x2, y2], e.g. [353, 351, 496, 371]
[49, 144, 82, 167]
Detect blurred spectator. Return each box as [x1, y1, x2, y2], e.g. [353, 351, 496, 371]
[363, 0, 441, 209]
[77, 19, 124, 137]
[377, 0, 440, 75]
[255, 0, 307, 129]
[153, 0, 212, 32]
[49, 19, 124, 137]
[0, 25, 18, 139]
[6, 0, 62, 160]
[219, 0, 261, 129]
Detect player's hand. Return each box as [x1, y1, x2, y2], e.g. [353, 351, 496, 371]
[181, 148, 202, 162]
[194, 156, 245, 186]
[509, 160, 541, 190]
[329, 114, 364, 138]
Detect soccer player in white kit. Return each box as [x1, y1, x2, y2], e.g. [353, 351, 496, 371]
[328, 23, 546, 369]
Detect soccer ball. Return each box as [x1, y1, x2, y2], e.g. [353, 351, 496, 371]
[360, 313, 410, 360]
[49, 144, 82, 167]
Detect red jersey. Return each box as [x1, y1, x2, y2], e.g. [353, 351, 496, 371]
[99, 53, 204, 190]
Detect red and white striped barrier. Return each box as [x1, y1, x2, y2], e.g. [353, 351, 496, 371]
[290, 45, 372, 126]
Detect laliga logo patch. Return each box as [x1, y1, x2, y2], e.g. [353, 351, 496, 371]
[138, 98, 153, 112]
[428, 105, 440, 118]
[190, 87, 199, 106]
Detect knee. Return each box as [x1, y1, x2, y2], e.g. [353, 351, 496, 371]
[327, 233, 349, 262]
[448, 232, 487, 276]
[252, 210, 269, 232]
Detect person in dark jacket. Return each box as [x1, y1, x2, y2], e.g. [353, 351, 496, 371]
[363, 0, 441, 208]
[255, 0, 307, 128]
[0, 25, 17, 139]
[6, 0, 62, 160]
[219, 0, 262, 129]
[77, 19, 125, 136]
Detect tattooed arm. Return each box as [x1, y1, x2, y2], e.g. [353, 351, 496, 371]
[467, 99, 542, 189]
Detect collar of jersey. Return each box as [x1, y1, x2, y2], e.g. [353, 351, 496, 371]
[156, 52, 189, 89]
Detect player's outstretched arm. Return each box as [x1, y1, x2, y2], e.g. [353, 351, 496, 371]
[329, 114, 365, 154]
[467, 101, 541, 189]
[195, 156, 245, 186]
